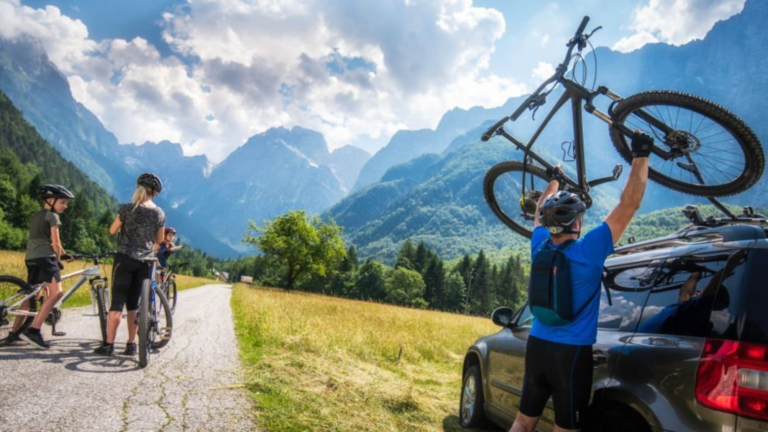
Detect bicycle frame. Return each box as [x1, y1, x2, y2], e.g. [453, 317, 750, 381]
[482, 16, 684, 197]
[3, 264, 104, 319]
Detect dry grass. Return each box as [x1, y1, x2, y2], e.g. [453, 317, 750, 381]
[231, 283, 501, 432]
[0, 250, 213, 309]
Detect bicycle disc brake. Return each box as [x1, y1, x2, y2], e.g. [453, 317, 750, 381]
[519, 190, 543, 219]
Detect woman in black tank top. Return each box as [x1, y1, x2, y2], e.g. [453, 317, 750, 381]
[95, 173, 165, 357]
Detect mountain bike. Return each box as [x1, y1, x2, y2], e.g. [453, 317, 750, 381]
[138, 259, 173, 368]
[482, 16, 765, 238]
[0, 253, 112, 344]
[160, 261, 186, 314]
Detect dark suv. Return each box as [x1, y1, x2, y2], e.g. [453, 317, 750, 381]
[460, 218, 768, 431]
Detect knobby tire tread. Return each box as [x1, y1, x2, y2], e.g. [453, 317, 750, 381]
[609, 90, 764, 197]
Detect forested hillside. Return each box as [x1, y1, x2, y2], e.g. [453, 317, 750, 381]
[0, 90, 115, 252]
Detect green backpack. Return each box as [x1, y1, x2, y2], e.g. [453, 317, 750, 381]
[528, 239, 600, 326]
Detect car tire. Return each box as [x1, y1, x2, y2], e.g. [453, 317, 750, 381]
[460, 364, 488, 428]
[588, 403, 650, 432]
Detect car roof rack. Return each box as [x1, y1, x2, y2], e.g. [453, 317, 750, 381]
[614, 199, 767, 256]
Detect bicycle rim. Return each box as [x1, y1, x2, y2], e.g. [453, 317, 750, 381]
[0, 276, 34, 340]
[483, 161, 552, 238]
[610, 90, 764, 196]
[151, 288, 173, 349]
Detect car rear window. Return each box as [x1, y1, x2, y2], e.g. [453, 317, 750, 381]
[710, 249, 768, 344]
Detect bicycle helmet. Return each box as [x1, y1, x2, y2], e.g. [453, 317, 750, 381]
[39, 184, 75, 200]
[137, 172, 163, 193]
[538, 191, 586, 234]
[164, 227, 177, 235]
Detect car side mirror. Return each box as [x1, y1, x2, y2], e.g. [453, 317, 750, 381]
[491, 307, 514, 327]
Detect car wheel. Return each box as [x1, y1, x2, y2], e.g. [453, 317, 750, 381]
[592, 403, 650, 432]
[460, 364, 488, 428]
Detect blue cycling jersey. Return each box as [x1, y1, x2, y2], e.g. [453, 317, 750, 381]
[529, 222, 614, 345]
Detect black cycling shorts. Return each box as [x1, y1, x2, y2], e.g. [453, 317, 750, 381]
[25, 257, 62, 285]
[519, 335, 593, 430]
[110, 253, 151, 312]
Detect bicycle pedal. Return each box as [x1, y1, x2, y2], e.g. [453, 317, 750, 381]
[160, 327, 173, 340]
[52, 331, 67, 337]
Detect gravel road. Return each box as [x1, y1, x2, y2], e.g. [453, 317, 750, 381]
[0, 284, 256, 432]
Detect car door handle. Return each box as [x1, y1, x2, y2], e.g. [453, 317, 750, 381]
[593, 352, 608, 367]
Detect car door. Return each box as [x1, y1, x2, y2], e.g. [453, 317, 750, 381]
[485, 280, 647, 431]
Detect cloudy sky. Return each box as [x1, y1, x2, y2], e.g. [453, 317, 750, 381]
[0, 0, 746, 162]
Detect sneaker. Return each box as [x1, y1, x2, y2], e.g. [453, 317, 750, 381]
[19, 329, 50, 349]
[0, 332, 22, 346]
[122, 343, 137, 356]
[94, 344, 114, 356]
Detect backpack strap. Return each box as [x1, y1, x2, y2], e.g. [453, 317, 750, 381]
[573, 279, 601, 318]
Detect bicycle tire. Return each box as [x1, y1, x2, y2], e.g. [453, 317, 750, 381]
[151, 288, 173, 350]
[138, 279, 151, 368]
[167, 280, 177, 314]
[484, 160, 552, 238]
[609, 90, 765, 197]
[94, 283, 109, 344]
[0, 276, 34, 341]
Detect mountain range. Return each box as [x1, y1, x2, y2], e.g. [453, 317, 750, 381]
[0, 0, 765, 260]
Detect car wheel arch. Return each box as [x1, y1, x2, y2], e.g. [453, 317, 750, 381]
[590, 388, 659, 430]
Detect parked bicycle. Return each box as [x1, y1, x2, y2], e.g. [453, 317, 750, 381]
[482, 15, 765, 238]
[138, 259, 173, 368]
[160, 261, 187, 314]
[0, 253, 112, 344]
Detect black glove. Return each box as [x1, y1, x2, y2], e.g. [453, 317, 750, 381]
[545, 166, 565, 182]
[631, 131, 653, 158]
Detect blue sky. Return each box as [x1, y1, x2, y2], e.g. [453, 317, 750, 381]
[3, 0, 747, 162]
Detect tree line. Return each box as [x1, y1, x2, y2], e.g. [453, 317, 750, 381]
[221, 210, 528, 316]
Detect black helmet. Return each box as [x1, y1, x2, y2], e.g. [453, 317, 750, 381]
[539, 191, 586, 234]
[39, 184, 75, 200]
[137, 172, 163, 193]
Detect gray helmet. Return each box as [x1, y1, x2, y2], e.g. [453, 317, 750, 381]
[137, 172, 163, 193]
[39, 184, 75, 200]
[539, 191, 586, 234]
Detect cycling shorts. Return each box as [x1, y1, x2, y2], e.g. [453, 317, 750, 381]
[519, 335, 593, 430]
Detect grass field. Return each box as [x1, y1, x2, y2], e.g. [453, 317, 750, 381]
[0, 250, 213, 309]
[231, 283, 502, 432]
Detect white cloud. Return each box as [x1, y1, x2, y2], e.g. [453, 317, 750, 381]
[613, 0, 745, 52]
[1, 0, 527, 162]
[0, 0, 95, 74]
[531, 62, 555, 82]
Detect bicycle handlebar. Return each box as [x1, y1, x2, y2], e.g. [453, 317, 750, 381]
[576, 15, 590, 36]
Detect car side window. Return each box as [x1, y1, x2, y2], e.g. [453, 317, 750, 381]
[636, 254, 737, 337]
[598, 267, 652, 332]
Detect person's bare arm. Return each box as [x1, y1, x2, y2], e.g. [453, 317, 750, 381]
[109, 214, 122, 235]
[533, 165, 563, 228]
[155, 226, 165, 245]
[605, 132, 653, 243]
[605, 158, 649, 243]
[50, 226, 64, 260]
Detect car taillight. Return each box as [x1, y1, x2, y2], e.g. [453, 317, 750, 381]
[696, 339, 768, 422]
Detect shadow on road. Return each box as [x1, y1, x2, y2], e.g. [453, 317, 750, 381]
[0, 338, 141, 372]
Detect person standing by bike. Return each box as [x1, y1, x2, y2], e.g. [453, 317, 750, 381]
[157, 227, 181, 282]
[0, 185, 75, 348]
[509, 132, 653, 432]
[95, 173, 165, 357]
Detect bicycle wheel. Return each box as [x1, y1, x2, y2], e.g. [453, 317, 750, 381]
[151, 288, 173, 350]
[166, 280, 177, 314]
[484, 161, 553, 238]
[0, 276, 33, 341]
[93, 281, 109, 344]
[610, 90, 765, 197]
[138, 279, 151, 368]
